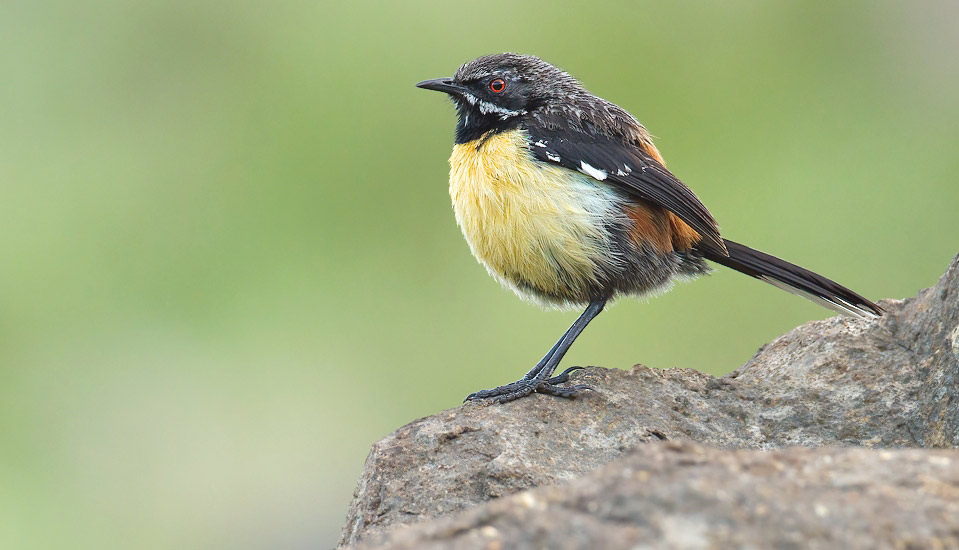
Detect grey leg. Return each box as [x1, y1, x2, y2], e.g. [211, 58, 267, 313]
[464, 298, 607, 403]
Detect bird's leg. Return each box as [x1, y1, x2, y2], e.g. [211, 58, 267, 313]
[518, 324, 576, 380]
[464, 298, 607, 403]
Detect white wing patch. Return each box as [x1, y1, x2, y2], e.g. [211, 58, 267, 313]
[579, 161, 608, 181]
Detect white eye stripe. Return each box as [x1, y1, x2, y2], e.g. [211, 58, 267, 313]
[461, 93, 526, 119]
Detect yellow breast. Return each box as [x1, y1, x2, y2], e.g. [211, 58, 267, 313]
[449, 129, 623, 306]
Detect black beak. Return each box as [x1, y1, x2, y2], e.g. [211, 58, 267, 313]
[416, 77, 466, 96]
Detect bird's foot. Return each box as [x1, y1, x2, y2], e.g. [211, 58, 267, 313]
[464, 367, 591, 404]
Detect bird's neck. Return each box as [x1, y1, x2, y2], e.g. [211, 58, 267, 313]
[454, 104, 522, 145]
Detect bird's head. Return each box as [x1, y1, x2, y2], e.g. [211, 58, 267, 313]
[417, 53, 586, 143]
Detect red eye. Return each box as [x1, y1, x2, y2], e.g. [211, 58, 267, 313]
[489, 78, 506, 93]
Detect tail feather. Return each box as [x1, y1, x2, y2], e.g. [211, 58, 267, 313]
[701, 239, 883, 319]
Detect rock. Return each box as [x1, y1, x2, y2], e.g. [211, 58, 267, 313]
[339, 253, 959, 547]
[348, 442, 959, 550]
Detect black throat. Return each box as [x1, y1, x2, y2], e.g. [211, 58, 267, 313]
[453, 102, 523, 144]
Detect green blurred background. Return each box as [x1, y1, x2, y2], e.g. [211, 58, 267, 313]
[2, 0, 957, 548]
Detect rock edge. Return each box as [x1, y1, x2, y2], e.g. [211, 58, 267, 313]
[340, 253, 959, 548]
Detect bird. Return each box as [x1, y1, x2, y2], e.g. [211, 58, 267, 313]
[416, 53, 882, 404]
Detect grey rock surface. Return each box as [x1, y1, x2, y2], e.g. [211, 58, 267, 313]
[339, 253, 959, 547]
[350, 442, 959, 550]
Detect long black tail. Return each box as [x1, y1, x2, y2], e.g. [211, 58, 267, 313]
[701, 239, 883, 318]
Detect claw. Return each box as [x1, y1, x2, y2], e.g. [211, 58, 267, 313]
[464, 367, 592, 404]
[545, 366, 586, 385]
[464, 380, 528, 402]
[492, 384, 537, 404]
